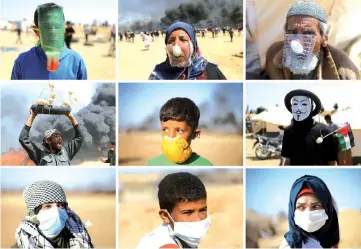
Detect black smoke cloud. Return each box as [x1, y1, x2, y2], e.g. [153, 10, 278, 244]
[1, 83, 116, 164]
[126, 84, 243, 134]
[119, 0, 243, 32]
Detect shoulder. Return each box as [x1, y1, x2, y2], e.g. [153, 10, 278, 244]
[205, 62, 226, 79]
[314, 122, 332, 133]
[61, 47, 84, 63]
[136, 225, 177, 249]
[266, 41, 284, 61]
[147, 154, 167, 166]
[279, 239, 290, 249]
[327, 45, 361, 79]
[192, 153, 213, 166]
[15, 46, 37, 61]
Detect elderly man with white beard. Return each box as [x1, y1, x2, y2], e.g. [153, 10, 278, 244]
[281, 89, 339, 166]
[264, 1, 361, 80]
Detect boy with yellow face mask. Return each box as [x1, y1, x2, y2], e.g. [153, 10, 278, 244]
[147, 97, 213, 166]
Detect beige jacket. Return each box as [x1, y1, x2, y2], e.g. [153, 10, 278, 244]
[265, 41, 361, 80]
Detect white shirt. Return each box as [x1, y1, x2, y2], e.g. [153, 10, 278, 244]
[136, 223, 178, 249]
[280, 237, 323, 249]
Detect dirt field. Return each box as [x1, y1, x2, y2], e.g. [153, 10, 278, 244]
[247, 209, 361, 248]
[118, 131, 243, 166]
[118, 174, 243, 249]
[118, 32, 243, 80]
[245, 135, 280, 166]
[1, 192, 116, 248]
[0, 26, 115, 80]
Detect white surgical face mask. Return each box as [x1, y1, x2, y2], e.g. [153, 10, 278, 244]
[37, 207, 68, 238]
[291, 96, 312, 121]
[166, 210, 211, 248]
[294, 209, 328, 233]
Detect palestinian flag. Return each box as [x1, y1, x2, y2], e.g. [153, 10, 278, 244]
[336, 124, 355, 151]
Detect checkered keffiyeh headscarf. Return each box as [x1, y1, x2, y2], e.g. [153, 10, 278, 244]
[287, 1, 327, 23]
[44, 129, 62, 139]
[23, 180, 67, 215]
[15, 208, 94, 249]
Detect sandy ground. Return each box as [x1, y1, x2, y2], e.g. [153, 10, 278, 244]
[248, 209, 361, 248]
[245, 135, 280, 166]
[118, 32, 243, 80]
[1, 192, 116, 248]
[118, 173, 243, 249]
[118, 131, 243, 166]
[0, 26, 116, 80]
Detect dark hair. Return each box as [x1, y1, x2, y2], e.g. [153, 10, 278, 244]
[159, 98, 200, 132]
[158, 172, 207, 213]
[34, 3, 63, 26]
[324, 114, 331, 121]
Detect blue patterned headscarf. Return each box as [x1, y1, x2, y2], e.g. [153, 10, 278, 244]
[287, 1, 327, 23]
[149, 22, 208, 80]
[285, 175, 339, 248]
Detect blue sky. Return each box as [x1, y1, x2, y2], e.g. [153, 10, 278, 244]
[0, 0, 116, 24]
[246, 168, 361, 216]
[246, 83, 361, 111]
[1, 168, 116, 191]
[118, 83, 243, 128]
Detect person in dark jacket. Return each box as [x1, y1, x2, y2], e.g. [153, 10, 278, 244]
[148, 22, 227, 80]
[19, 109, 83, 166]
[100, 141, 116, 166]
[12, 180, 93, 248]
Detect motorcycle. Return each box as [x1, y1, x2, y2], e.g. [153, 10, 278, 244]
[253, 134, 282, 160]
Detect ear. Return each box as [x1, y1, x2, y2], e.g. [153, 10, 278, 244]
[321, 35, 328, 47]
[32, 25, 40, 37]
[192, 129, 201, 140]
[159, 209, 171, 225]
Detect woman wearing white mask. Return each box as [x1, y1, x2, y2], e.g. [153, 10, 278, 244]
[137, 172, 211, 249]
[148, 22, 226, 80]
[280, 175, 339, 249]
[12, 180, 93, 249]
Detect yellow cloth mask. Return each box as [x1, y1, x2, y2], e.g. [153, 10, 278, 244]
[162, 135, 192, 163]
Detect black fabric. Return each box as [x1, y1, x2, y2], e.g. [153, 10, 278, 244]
[65, 27, 75, 38]
[19, 124, 84, 166]
[205, 62, 227, 80]
[285, 175, 340, 248]
[105, 149, 116, 166]
[281, 119, 338, 165]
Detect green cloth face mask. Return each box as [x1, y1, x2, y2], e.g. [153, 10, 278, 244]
[37, 4, 65, 71]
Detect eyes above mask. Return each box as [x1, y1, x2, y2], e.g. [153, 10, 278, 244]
[294, 209, 328, 233]
[36, 207, 68, 238]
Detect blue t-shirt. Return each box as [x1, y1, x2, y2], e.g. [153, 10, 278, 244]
[11, 45, 87, 80]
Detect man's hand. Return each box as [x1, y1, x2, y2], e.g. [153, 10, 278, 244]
[26, 108, 38, 127]
[65, 113, 78, 126]
[100, 157, 106, 163]
[29, 108, 37, 118]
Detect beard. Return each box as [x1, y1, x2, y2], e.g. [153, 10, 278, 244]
[287, 54, 319, 75]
